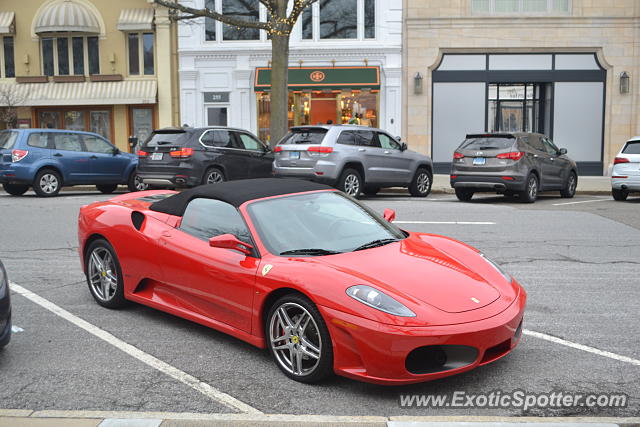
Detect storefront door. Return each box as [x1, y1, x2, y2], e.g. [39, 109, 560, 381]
[130, 107, 154, 152]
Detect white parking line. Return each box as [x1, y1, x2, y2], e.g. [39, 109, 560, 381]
[524, 329, 640, 366]
[552, 199, 609, 206]
[9, 282, 262, 415]
[395, 221, 496, 225]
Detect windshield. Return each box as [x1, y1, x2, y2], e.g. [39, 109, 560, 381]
[459, 137, 514, 151]
[0, 131, 18, 150]
[247, 191, 406, 256]
[144, 131, 189, 148]
[278, 129, 327, 145]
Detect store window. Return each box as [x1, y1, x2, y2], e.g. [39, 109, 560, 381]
[37, 108, 112, 140]
[128, 33, 154, 75]
[205, 0, 216, 40]
[320, 0, 357, 39]
[472, 0, 570, 14]
[487, 83, 545, 133]
[1, 36, 15, 78]
[223, 0, 259, 40]
[301, 6, 313, 40]
[41, 36, 99, 76]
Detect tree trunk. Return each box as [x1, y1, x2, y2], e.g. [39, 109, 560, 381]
[269, 33, 290, 148]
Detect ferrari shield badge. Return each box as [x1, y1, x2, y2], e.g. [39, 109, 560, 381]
[262, 264, 273, 276]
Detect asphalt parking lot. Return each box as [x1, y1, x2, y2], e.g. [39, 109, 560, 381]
[0, 189, 638, 419]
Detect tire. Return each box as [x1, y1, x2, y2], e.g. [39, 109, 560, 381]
[203, 167, 225, 185]
[33, 169, 62, 197]
[337, 168, 362, 197]
[84, 239, 127, 309]
[2, 183, 29, 196]
[363, 186, 380, 196]
[612, 188, 628, 201]
[128, 171, 149, 192]
[96, 184, 118, 194]
[455, 188, 474, 201]
[560, 172, 577, 198]
[519, 173, 538, 203]
[266, 293, 333, 383]
[409, 168, 432, 197]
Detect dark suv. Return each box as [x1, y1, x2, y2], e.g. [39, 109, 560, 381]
[137, 127, 273, 187]
[450, 133, 578, 203]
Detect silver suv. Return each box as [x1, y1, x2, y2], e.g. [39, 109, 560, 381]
[273, 125, 433, 197]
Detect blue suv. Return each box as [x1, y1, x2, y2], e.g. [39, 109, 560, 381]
[0, 129, 146, 197]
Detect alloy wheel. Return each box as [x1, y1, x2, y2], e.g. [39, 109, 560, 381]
[206, 170, 224, 184]
[134, 174, 148, 191]
[39, 173, 59, 194]
[568, 175, 576, 195]
[269, 302, 322, 377]
[88, 247, 118, 302]
[528, 176, 538, 200]
[344, 174, 360, 197]
[417, 172, 431, 194]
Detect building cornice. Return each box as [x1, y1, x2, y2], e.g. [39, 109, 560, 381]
[405, 16, 640, 29]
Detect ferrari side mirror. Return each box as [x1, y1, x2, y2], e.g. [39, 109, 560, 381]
[383, 208, 396, 223]
[209, 234, 254, 256]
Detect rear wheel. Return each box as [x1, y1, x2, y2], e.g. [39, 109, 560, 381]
[203, 167, 225, 185]
[266, 294, 333, 383]
[560, 172, 577, 198]
[612, 188, 628, 201]
[2, 183, 29, 196]
[96, 184, 118, 194]
[85, 239, 127, 309]
[128, 171, 149, 192]
[519, 173, 538, 203]
[409, 168, 432, 197]
[337, 168, 362, 197]
[33, 169, 62, 197]
[455, 188, 474, 201]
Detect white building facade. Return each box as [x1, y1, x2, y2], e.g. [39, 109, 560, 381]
[178, 0, 402, 144]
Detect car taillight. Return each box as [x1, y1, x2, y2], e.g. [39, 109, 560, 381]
[274, 146, 283, 153]
[11, 149, 28, 162]
[170, 147, 194, 158]
[497, 151, 525, 161]
[501, 176, 514, 181]
[138, 150, 148, 158]
[307, 146, 333, 153]
[614, 157, 629, 164]
[453, 152, 464, 159]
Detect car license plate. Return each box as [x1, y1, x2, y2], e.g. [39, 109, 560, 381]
[151, 152, 163, 161]
[290, 152, 300, 160]
[473, 157, 486, 165]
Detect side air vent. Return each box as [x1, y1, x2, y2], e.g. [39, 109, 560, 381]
[131, 211, 145, 230]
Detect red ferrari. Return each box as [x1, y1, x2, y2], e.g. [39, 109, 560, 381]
[78, 178, 526, 385]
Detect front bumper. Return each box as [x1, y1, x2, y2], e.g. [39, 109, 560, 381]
[320, 289, 526, 385]
[451, 175, 526, 192]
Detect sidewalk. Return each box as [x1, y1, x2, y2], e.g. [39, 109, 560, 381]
[0, 410, 638, 427]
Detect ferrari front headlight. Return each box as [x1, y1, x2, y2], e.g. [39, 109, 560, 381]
[346, 285, 415, 317]
[480, 253, 512, 283]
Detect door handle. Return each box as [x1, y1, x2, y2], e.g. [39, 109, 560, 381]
[53, 153, 63, 157]
[161, 231, 171, 237]
[533, 154, 538, 158]
[90, 155, 98, 159]
[384, 151, 391, 154]
[358, 148, 366, 152]
[550, 158, 555, 161]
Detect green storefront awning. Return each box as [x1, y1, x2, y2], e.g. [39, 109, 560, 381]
[254, 66, 380, 91]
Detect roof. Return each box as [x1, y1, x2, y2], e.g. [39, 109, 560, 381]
[149, 178, 332, 216]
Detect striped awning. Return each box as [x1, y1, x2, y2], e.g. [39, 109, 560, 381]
[0, 80, 157, 107]
[117, 8, 155, 31]
[34, 0, 101, 34]
[0, 11, 15, 34]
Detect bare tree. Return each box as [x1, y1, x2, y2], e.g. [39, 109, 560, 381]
[0, 85, 28, 129]
[154, 0, 317, 146]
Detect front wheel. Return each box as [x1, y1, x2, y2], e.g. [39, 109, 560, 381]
[85, 239, 127, 309]
[2, 183, 29, 196]
[519, 173, 538, 203]
[560, 172, 577, 198]
[266, 294, 333, 383]
[409, 168, 432, 197]
[128, 172, 149, 192]
[203, 167, 225, 185]
[337, 168, 362, 197]
[96, 184, 118, 194]
[612, 188, 628, 201]
[455, 188, 474, 201]
[33, 169, 62, 197]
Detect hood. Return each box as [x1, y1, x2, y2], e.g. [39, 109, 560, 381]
[314, 234, 500, 314]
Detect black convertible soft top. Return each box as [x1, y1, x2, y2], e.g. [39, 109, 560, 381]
[149, 178, 332, 216]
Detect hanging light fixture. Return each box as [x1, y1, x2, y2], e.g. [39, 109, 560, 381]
[414, 72, 423, 95]
[620, 71, 630, 94]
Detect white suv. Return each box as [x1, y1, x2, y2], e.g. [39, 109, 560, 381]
[611, 137, 640, 201]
